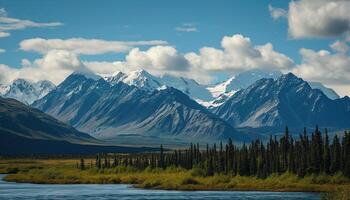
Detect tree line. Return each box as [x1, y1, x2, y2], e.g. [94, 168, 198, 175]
[79, 126, 350, 178]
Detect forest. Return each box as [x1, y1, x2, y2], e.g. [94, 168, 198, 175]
[84, 126, 350, 178]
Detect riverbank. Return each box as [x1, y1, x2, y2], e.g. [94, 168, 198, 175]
[1, 158, 349, 193]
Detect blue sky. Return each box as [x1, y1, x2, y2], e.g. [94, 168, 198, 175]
[0, 0, 349, 95]
[0, 0, 331, 65]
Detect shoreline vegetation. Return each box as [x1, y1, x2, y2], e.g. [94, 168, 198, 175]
[1, 160, 350, 200]
[0, 126, 349, 199]
[1, 159, 350, 193]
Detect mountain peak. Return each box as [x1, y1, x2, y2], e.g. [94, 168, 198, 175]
[283, 72, 298, 79]
[278, 72, 305, 87]
[122, 69, 163, 90]
[131, 69, 154, 78]
[12, 78, 32, 85]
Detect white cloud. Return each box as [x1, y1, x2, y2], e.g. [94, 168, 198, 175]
[175, 23, 198, 32]
[84, 45, 197, 79]
[280, 0, 350, 39]
[330, 40, 349, 54]
[0, 48, 5, 53]
[1, 34, 295, 86]
[3, 33, 350, 96]
[20, 38, 168, 55]
[268, 4, 287, 20]
[292, 47, 350, 96]
[0, 32, 10, 38]
[0, 50, 87, 84]
[0, 8, 62, 38]
[185, 34, 294, 73]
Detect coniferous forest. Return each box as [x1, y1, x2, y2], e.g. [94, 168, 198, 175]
[89, 126, 350, 178]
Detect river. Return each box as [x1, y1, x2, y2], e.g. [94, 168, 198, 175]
[0, 174, 320, 200]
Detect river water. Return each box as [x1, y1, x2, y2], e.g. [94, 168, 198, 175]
[0, 174, 320, 200]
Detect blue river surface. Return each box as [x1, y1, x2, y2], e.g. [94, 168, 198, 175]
[0, 174, 321, 200]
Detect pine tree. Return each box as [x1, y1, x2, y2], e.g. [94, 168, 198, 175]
[160, 144, 164, 169]
[323, 129, 331, 174]
[343, 132, 350, 177]
[330, 135, 341, 173]
[80, 157, 85, 170]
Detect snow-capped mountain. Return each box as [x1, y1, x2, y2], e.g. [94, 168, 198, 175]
[208, 69, 282, 98]
[207, 69, 339, 102]
[104, 69, 340, 107]
[105, 69, 213, 101]
[212, 73, 350, 129]
[105, 69, 164, 90]
[1, 79, 56, 105]
[33, 72, 250, 141]
[161, 75, 213, 101]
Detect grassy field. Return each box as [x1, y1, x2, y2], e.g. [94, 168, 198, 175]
[1, 158, 350, 195]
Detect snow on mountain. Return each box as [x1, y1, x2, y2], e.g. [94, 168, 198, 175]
[105, 69, 213, 101]
[207, 69, 282, 98]
[104, 69, 340, 107]
[123, 69, 163, 90]
[213, 73, 350, 128]
[207, 69, 340, 103]
[33, 73, 250, 141]
[161, 75, 213, 101]
[1, 79, 56, 105]
[104, 71, 127, 85]
[105, 69, 163, 90]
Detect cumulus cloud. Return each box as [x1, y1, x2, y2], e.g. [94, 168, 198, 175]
[4, 33, 350, 95]
[268, 4, 287, 20]
[20, 38, 168, 55]
[1, 34, 295, 85]
[185, 34, 294, 73]
[330, 40, 349, 54]
[175, 23, 198, 32]
[270, 0, 350, 39]
[0, 8, 62, 38]
[290, 0, 350, 38]
[84, 45, 198, 79]
[292, 47, 350, 96]
[0, 50, 88, 84]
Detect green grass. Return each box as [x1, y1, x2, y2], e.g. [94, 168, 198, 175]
[1, 158, 350, 193]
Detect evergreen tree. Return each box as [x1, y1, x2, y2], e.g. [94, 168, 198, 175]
[330, 135, 341, 173]
[80, 157, 85, 170]
[323, 129, 331, 174]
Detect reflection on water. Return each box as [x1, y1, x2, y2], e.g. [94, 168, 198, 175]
[0, 174, 320, 200]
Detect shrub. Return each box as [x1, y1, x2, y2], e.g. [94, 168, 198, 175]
[190, 167, 207, 177]
[6, 167, 19, 174]
[181, 177, 199, 185]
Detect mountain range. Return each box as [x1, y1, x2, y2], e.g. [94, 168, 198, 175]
[105, 69, 339, 107]
[1, 68, 348, 146]
[212, 73, 350, 129]
[33, 72, 251, 141]
[0, 79, 56, 105]
[0, 69, 339, 108]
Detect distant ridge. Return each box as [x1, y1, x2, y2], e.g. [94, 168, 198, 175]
[213, 73, 350, 129]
